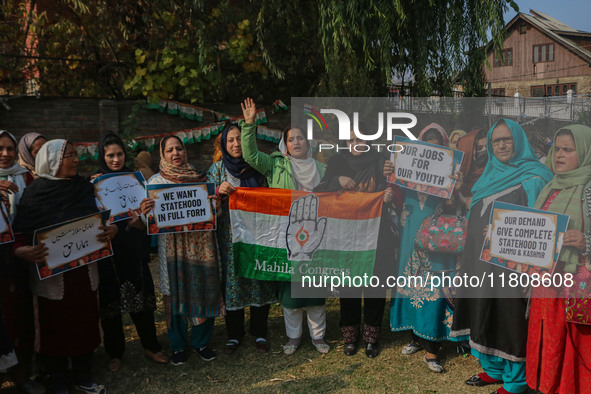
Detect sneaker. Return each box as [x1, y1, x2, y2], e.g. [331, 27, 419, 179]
[423, 355, 443, 373]
[193, 346, 216, 361]
[401, 341, 423, 355]
[75, 383, 106, 394]
[171, 350, 186, 366]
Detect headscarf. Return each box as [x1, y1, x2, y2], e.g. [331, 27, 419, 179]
[97, 132, 132, 174]
[534, 125, 591, 272]
[0, 130, 29, 221]
[419, 123, 449, 146]
[35, 139, 67, 181]
[134, 151, 155, 181]
[17, 132, 46, 175]
[457, 129, 486, 197]
[470, 119, 554, 209]
[278, 129, 321, 191]
[449, 129, 467, 149]
[159, 136, 205, 183]
[14, 138, 99, 300]
[220, 123, 265, 187]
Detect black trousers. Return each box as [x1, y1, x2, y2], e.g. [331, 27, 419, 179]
[224, 304, 271, 341]
[42, 351, 93, 392]
[339, 297, 386, 328]
[412, 333, 441, 354]
[100, 310, 160, 359]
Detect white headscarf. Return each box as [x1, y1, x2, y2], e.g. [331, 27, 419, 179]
[0, 130, 29, 221]
[35, 139, 68, 181]
[278, 133, 321, 192]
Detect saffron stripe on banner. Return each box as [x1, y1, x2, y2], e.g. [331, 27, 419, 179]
[233, 242, 376, 281]
[229, 210, 381, 252]
[229, 188, 383, 220]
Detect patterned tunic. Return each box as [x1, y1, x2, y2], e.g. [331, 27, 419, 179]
[206, 160, 277, 310]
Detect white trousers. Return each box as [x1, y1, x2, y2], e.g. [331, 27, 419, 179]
[283, 305, 326, 340]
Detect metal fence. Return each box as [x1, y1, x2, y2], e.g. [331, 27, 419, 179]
[387, 94, 591, 123]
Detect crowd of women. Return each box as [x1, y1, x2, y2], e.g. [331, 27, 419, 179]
[0, 98, 590, 394]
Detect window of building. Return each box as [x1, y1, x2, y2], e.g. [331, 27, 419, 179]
[531, 83, 577, 96]
[532, 87, 544, 97]
[491, 89, 505, 97]
[533, 44, 554, 62]
[520, 25, 527, 34]
[494, 48, 513, 67]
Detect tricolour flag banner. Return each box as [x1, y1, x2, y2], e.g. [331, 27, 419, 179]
[230, 188, 383, 281]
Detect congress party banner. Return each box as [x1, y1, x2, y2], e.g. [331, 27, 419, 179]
[0, 203, 14, 245]
[146, 183, 216, 234]
[93, 171, 146, 223]
[33, 211, 113, 280]
[389, 136, 464, 199]
[480, 201, 569, 275]
[229, 188, 383, 282]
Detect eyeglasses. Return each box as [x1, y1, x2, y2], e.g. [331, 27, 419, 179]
[63, 152, 78, 160]
[491, 137, 513, 146]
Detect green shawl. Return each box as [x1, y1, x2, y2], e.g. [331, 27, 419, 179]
[534, 125, 591, 273]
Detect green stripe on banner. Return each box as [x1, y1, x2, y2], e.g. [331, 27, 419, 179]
[233, 242, 376, 282]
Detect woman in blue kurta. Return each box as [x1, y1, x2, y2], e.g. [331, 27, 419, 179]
[390, 124, 463, 373]
[206, 123, 277, 355]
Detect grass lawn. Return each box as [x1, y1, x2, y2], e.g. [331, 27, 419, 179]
[2, 256, 498, 393]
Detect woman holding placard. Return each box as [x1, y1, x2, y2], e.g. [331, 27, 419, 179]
[206, 123, 277, 355]
[314, 124, 398, 358]
[526, 125, 591, 393]
[14, 139, 118, 394]
[450, 119, 553, 394]
[0, 130, 44, 394]
[390, 124, 464, 372]
[240, 98, 330, 355]
[93, 132, 165, 372]
[140, 136, 223, 366]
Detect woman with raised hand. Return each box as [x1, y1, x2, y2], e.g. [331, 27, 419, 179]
[390, 124, 464, 372]
[206, 123, 277, 355]
[14, 139, 118, 394]
[140, 136, 223, 366]
[93, 132, 166, 372]
[240, 98, 329, 355]
[0, 130, 43, 394]
[17, 132, 46, 178]
[451, 119, 553, 394]
[314, 124, 399, 358]
[526, 125, 591, 393]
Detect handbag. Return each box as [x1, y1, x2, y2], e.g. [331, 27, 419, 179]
[414, 202, 467, 254]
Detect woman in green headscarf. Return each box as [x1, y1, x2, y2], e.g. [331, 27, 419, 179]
[451, 119, 553, 394]
[527, 125, 591, 394]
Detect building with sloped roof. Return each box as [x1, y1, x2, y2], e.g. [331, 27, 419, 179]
[485, 9, 591, 97]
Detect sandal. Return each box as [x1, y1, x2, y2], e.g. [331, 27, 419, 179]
[283, 337, 301, 355]
[75, 383, 106, 394]
[144, 349, 169, 364]
[107, 358, 121, 372]
[312, 339, 330, 354]
[423, 355, 443, 373]
[401, 342, 423, 355]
